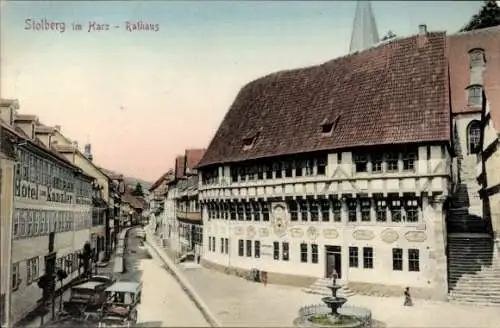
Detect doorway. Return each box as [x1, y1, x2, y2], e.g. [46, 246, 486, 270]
[325, 245, 342, 279]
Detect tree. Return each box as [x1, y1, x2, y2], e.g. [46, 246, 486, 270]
[461, 0, 500, 32]
[132, 182, 144, 196]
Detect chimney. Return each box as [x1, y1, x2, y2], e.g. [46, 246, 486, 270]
[418, 24, 427, 36]
[54, 125, 61, 132]
[84, 143, 93, 161]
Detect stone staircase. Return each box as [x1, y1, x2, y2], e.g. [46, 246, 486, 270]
[303, 278, 355, 298]
[447, 234, 500, 306]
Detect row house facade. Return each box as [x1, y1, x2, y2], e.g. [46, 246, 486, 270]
[197, 30, 452, 300]
[0, 101, 95, 324]
[155, 149, 205, 261]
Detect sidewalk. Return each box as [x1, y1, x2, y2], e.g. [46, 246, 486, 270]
[17, 228, 131, 327]
[146, 227, 500, 328]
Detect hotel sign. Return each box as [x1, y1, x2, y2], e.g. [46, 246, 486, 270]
[15, 179, 74, 204]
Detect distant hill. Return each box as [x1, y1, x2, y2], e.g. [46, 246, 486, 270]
[99, 167, 153, 191]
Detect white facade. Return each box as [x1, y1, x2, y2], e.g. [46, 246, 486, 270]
[199, 145, 451, 300]
[10, 145, 93, 324]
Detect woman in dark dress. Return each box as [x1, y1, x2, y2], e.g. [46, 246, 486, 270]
[404, 287, 413, 306]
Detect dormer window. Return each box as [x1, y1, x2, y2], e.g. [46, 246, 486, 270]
[321, 123, 334, 134]
[467, 85, 483, 107]
[242, 132, 259, 151]
[320, 114, 341, 135]
[469, 48, 485, 68]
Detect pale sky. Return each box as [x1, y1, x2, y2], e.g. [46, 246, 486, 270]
[0, 1, 482, 181]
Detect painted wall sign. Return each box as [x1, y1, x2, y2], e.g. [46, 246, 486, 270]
[15, 180, 39, 200]
[290, 227, 304, 238]
[47, 187, 73, 204]
[352, 229, 375, 241]
[381, 229, 399, 244]
[405, 231, 427, 242]
[323, 228, 339, 239]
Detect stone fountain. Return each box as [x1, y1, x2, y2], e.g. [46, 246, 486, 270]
[294, 275, 373, 328]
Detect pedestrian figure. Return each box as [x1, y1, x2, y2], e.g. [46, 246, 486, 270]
[404, 287, 413, 306]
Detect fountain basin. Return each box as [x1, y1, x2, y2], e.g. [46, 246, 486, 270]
[309, 314, 361, 328]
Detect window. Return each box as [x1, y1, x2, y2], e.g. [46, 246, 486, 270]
[408, 249, 420, 272]
[376, 200, 387, 222]
[333, 201, 342, 222]
[289, 201, 298, 221]
[386, 152, 399, 172]
[282, 242, 289, 261]
[12, 262, 20, 291]
[349, 247, 358, 267]
[360, 199, 371, 222]
[347, 199, 357, 222]
[311, 244, 318, 263]
[26, 257, 39, 284]
[231, 167, 238, 183]
[264, 164, 273, 179]
[220, 238, 224, 253]
[13, 210, 20, 237]
[254, 241, 260, 258]
[372, 154, 383, 172]
[238, 167, 246, 182]
[246, 240, 252, 257]
[321, 200, 330, 222]
[354, 154, 367, 172]
[321, 122, 334, 134]
[284, 162, 293, 177]
[257, 166, 264, 180]
[273, 241, 280, 260]
[469, 49, 485, 68]
[238, 240, 244, 256]
[405, 199, 419, 222]
[274, 162, 282, 179]
[295, 160, 303, 177]
[253, 203, 261, 221]
[363, 247, 373, 269]
[468, 85, 482, 107]
[310, 201, 319, 221]
[317, 156, 326, 175]
[468, 120, 481, 154]
[392, 248, 403, 271]
[261, 202, 270, 221]
[300, 243, 308, 263]
[390, 199, 402, 222]
[247, 166, 257, 181]
[244, 202, 252, 221]
[230, 203, 237, 220]
[305, 160, 314, 176]
[402, 152, 417, 171]
[224, 238, 229, 254]
[300, 201, 308, 221]
[27, 210, 33, 236]
[237, 203, 244, 221]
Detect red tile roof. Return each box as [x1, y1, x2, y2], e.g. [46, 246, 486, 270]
[448, 26, 500, 115]
[185, 148, 205, 174]
[198, 32, 450, 167]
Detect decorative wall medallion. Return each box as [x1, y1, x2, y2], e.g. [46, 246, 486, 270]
[290, 227, 304, 238]
[323, 228, 339, 239]
[405, 231, 427, 243]
[307, 227, 319, 240]
[352, 229, 375, 241]
[234, 226, 244, 236]
[247, 226, 256, 238]
[259, 227, 269, 237]
[272, 203, 289, 237]
[380, 229, 399, 244]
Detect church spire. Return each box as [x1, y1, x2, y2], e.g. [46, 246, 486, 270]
[349, 0, 380, 53]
